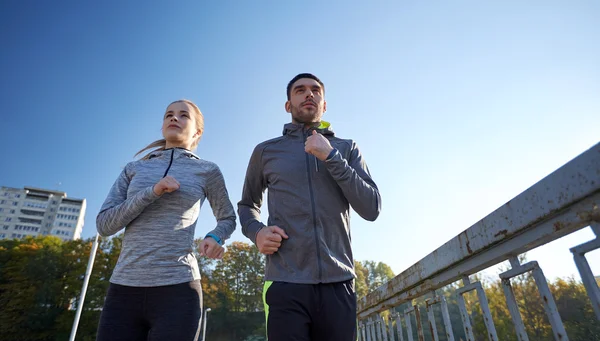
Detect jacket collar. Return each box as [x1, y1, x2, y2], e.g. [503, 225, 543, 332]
[282, 121, 335, 137]
[148, 147, 200, 160]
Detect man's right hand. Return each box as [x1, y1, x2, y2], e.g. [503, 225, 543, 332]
[256, 226, 289, 255]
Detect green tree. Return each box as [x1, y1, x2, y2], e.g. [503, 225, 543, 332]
[354, 260, 369, 298]
[0, 236, 91, 340]
[552, 277, 600, 340]
[361, 260, 395, 293]
[211, 241, 265, 313]
[206, 241, 266, 341]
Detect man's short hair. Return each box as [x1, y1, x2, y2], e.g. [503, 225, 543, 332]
[286, 73, 325, 100]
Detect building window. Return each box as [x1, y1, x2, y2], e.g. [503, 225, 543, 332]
[0, 200, 5, 204]
[10, 210, 15, 214]
[52, 200, 57, 204]
[3, 225, 8, 230]
[13, 202, 18, 206]
[5, 218, 11, 222]
[15, 194, 21, 198]
[0, 208, 3, 212]
[18, 217, 41, 224]
[50, 208, 55, 212]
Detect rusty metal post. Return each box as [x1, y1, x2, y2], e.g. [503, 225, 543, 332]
[501, 257, 530, 341]
[404, 304, 425, 341]
[426, 295, 440, 341]
[475, 282, 499, 341]
[531, 265, 569, 341]
[426, 291, 456, 341]
[371, 318, 378, 341]
[456, 275, 499, 341]
[502, 278, 529, 341]
[457, 276, 476, 341]
[457, 293, 475, 341]
[414, 305, 425, 341]
[395, 313, 405, 341]
[500, 260, 569, 341]
[380, 314, 389, 341]
[375, 316, 383, 341]
[388, 314, 396, 341]
[404, 307, 414, 341]
[358, 322, 363, 341]
[570, 222, 600, 320]
[440, 295, 456, 341]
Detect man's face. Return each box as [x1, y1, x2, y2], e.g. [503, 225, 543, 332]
[285, 78, 327, 125]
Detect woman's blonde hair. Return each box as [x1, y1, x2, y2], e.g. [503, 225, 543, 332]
[135, 99, 204, 159]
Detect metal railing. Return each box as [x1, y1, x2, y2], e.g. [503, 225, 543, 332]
[357, 142, 600, 341]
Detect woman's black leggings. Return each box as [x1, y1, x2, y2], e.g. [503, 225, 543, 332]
[96, 280, 203, 341]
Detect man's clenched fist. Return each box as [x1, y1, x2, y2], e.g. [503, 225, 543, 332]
[304, 130, 333, 161]
[256, 226, 289, 255]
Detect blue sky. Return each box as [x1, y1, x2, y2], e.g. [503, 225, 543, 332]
[1, 1, 598, 281]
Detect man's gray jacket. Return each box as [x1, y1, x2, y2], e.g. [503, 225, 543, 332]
[238, 122, 381, 284]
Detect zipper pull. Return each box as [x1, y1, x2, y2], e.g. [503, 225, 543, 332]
[305, 127, 320, 172]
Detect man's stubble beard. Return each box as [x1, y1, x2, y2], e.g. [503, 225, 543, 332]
[291, 104, 324, 125]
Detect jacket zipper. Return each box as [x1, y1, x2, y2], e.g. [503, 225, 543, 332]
[163, 149, 175, 177]
[304, 129, 322, 281]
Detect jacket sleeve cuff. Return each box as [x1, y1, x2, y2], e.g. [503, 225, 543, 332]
[144, 185, 161, 201]
[247, 220, 266, 245]
[205, 233, 223, 245]
[325, 148, 338, 161]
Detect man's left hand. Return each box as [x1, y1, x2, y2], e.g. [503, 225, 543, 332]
[305, 130, 333, 161]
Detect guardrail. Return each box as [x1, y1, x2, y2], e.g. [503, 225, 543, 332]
[357, 142, 600, 341]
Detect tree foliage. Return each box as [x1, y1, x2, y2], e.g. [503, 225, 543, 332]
[2, 237, 598, 341]
[355, 260, 395, 298]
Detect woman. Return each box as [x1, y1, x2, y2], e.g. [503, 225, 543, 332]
[96, 99, 236, 341]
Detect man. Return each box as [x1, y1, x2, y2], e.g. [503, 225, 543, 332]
[238, 73, 381, 340]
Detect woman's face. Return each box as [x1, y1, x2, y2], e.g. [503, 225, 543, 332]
[162, 101, 200, 148]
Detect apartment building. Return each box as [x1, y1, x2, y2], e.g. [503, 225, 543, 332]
[0, 186, 86, 241]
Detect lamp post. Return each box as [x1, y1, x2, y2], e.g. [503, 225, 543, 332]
[202, 307, 212, 341]
[68, 233, 100, 341]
